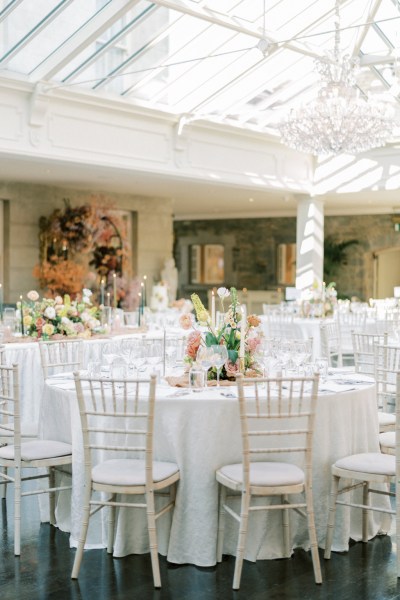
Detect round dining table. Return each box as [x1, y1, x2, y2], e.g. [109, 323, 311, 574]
[39, 371, 388, 567]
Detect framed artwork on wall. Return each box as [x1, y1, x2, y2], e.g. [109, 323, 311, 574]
[189, 244, 224, 284]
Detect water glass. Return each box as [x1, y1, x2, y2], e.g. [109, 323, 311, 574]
[315, 357, 329, 381]
[189, 366, 206, 393]
[87, 361, 102, 377]
[111, 358, 127, 379]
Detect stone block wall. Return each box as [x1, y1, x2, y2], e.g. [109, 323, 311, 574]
[174, 214, 400, 302]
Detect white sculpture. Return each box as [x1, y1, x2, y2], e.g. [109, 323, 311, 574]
[161, 257, 178, 303]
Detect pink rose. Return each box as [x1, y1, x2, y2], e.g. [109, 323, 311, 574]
[186, 331, 201, 359]
[247, 336, 261, 353]
[179, 313, 193, 330]
[225, 359, 240, 378]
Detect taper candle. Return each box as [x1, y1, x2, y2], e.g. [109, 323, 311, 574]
[138, 293, 142, 326]
[113, 272, 117, 309]
[239, 305, 246, 360]
[0, 283, 3, 321]
[100, 278, 105, 306]
[211, 290, 215, 328]
[20, 295, 24, 336]
[143, 275, 147, 307]
[106, 292, 111, 307]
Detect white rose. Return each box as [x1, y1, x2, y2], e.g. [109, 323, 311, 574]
[82, 288, 92, 297]
[44, 306, 56, 319]
[61, 316, 72, 325]
[217, 287, 230, 299]
[27, 290, 39, 302]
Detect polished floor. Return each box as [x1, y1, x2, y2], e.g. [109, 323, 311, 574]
[1, 492, 400, 600]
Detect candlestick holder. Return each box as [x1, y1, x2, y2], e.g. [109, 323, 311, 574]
[239, 357, 245, 373]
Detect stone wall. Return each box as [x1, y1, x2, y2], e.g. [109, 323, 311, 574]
[174, 214, 400, 302]
[0, 182, 173, 302]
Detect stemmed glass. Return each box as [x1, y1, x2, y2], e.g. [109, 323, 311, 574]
[196, 346, 214, 383]
[210, 345, 228, 387]
[130, 346, 146, 376]
[102, 341, 120, 375]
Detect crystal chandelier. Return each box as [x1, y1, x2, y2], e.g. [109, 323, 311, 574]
[278, 1, 395, 155]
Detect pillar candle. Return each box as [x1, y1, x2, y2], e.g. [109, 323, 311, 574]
[20, 295, 24, 336]
[113, 272, 117, 309]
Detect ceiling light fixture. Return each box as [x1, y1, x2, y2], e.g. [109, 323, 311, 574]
[278, 0, 395, 155]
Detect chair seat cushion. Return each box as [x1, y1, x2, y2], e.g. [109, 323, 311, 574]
[0, 440, 72, 461]
[378, 412, 396, 426]
[92, 459, 179, 486]
[334, 452, 395, 476]
[379, 431, 395, 449]
[217, 462, 304, 487]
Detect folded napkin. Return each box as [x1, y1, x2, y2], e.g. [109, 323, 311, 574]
[165, 375, 237, 388]
[320, 382, 355, 393]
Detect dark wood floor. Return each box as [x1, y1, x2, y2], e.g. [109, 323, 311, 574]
[1, 492, 400, 600]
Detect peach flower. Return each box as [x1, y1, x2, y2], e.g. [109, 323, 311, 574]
[247, 314, 261, 327]
[179, 313, 193, 330]
[186, 331, 202, 359]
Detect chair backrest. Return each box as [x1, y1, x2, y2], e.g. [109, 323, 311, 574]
[262, 304, 281, 316]
[352, 331, 388, 375]
[374, 343, 400, 412]
[320, 321, 343, 368]
[73, 372, 157, 485]
[39, 339, 84, 379]
[236, 373, 319, 490]
[0, 363, 19, 447]
[0, 344, 7, 365]
[336, 311, 366, 352]
[265, 313, 304, 339]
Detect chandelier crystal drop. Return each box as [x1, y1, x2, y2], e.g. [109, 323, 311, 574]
[278, 1, 395, 155]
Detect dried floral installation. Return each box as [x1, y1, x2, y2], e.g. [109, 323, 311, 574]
[35, 199, 130, 303]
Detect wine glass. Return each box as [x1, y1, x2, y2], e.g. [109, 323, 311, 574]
[315, 357, 329, 382]
[196, 346, 214, 382]
[130, 346, 146, 376]
[210, 345, 228, 387]
[102, 341, 120, 375]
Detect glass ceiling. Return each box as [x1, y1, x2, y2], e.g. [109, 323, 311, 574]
[0, 0, 399, 140]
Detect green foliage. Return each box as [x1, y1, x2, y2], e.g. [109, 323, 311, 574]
[324, 236, 359, 279]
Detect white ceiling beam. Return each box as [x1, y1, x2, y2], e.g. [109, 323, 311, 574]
[0, 0, 25, 24]
[149, 0, 322, 61]
[353, 0, 384, 55]
[30, 0, 141, 82]
[63, 4, 157, 84]
[0, 0, 75, 64]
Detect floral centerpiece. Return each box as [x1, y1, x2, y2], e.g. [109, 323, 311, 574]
[179, 287, 263, 381]
[299, 281, 337, 318]
[21, 288, 102, 340]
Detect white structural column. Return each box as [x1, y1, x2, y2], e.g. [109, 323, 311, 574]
[295, 195, 324, 293]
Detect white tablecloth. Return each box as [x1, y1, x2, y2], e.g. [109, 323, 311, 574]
[259, 315, 327, 359]
[39, 373, 387, 567]
[1, 330, 175, 432]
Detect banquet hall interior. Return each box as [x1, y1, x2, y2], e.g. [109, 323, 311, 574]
[1, 0, 400, 598]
